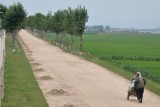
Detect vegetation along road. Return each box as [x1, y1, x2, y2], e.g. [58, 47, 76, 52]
[19, 30, 160, 107]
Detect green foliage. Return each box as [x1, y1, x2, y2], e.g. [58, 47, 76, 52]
[35, 13, 47, 31]
[0, 3, 7, 28]
[46, 11, 52, 31]
[74, 6, 88, 35]
[0, 4, 7, 19]
[25, 15, 36, 32]
[26, 12, 49, 38]
[52, 10, 65, 34]
[2, 35, 48, 107]
[64, 7, 75, 35]
[4, 2, 27, 32]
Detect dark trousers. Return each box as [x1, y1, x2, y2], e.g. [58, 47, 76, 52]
[135, 88, 144, 101]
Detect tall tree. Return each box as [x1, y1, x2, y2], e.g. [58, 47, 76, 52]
[52, 10, 65, 45]
[64, 7, 76, 50]
[25, 15, 36, 32]
[4, 2, 27, 52]
[74, 6, 88, 51]
[34, 13, 47, 37]
[46, 11, 52, 31]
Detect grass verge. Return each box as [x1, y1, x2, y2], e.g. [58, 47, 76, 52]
[2, 35, 48, 107]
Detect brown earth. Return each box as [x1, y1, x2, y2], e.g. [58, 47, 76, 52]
[19, 30, 160, 107]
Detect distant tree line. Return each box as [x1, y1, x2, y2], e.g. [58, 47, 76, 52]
[25, 6, 88, 52]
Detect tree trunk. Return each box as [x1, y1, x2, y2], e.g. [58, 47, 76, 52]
[41, 30, 43, 38]
[12, 29, 17, 53]
[64, 35, 67, 50]
[55, 34, 58, 45]
[71, 35, 74, 50]
[80, 35, 83, 52]
[31, 27, 33, 32]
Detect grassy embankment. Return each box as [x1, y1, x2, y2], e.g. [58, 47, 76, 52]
[2, 35, 48, 107]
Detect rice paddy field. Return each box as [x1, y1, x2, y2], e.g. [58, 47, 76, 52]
[82, 32, 160, 80]
[83, 32, 160, 57]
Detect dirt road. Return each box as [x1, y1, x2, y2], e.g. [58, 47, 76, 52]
[19, 30, 160, 107]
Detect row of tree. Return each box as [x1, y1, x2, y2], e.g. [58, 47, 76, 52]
[26, 6, 88, 51]
[1, 3, 88, 52]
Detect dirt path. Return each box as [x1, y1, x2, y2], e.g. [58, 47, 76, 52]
[19, 30, 160, 107]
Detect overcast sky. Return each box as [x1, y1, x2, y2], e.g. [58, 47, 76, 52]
[1, 0, 160, 29]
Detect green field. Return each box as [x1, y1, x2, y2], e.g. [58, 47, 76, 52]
[83, 32, 160, 57]
[82, 32, 160, 77]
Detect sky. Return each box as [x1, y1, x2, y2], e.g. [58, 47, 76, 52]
[1, 0, 160, 29]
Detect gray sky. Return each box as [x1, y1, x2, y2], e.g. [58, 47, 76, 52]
[1, 0, 160, 29]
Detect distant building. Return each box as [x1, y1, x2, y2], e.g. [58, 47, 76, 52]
[105, 26, 110, 31]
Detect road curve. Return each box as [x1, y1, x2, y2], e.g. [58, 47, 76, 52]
[19, 30, 160, 107]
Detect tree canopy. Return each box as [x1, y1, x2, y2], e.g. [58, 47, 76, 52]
[4, 2, 27, 32]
